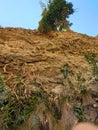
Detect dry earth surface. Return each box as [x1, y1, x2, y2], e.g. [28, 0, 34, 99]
[0, 27, 98, 130]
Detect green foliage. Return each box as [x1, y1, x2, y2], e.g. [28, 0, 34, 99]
[74, 104, 86, 122]
[38, 17, 52, 33]
[76, 75, 87, 95]
[60, 63, 88, 96]
[85, 53, 98, 80]
[0, 90, 48, 130]
[0, 75, 48, 130]
[0, 74, 5, 87]
[61, 63, 69, 79]
[38, 0, 74, 33]
[0, 75, 8, 108]
[59, 64, 90, 122]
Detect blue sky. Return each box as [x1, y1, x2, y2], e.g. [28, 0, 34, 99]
[0, 0, 98, 36]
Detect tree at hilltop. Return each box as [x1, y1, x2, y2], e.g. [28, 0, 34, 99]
[38, 0, 74, 33]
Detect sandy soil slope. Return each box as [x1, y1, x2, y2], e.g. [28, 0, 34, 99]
[0, 28, 98, 130]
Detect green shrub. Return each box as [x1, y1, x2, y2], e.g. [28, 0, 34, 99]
[38, 17, 52, 33]
[38, 0, 74, 33]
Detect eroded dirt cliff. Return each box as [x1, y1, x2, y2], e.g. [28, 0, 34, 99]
[0, 28, 98, 130]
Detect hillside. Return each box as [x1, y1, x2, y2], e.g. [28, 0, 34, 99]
[0, 28, 98, 130]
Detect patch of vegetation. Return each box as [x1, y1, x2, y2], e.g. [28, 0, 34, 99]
[85, 53, 98, 80]
[61, 63, 69, 79]
[74, 104, 86, 122]
[60, 63, 89, 122]
[60, 63, 88, 96]
[0, 75, 48, 130]
[0, 59, 94, 129]
[69, 75, 87, 96]
[76, 75, 87, 95]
